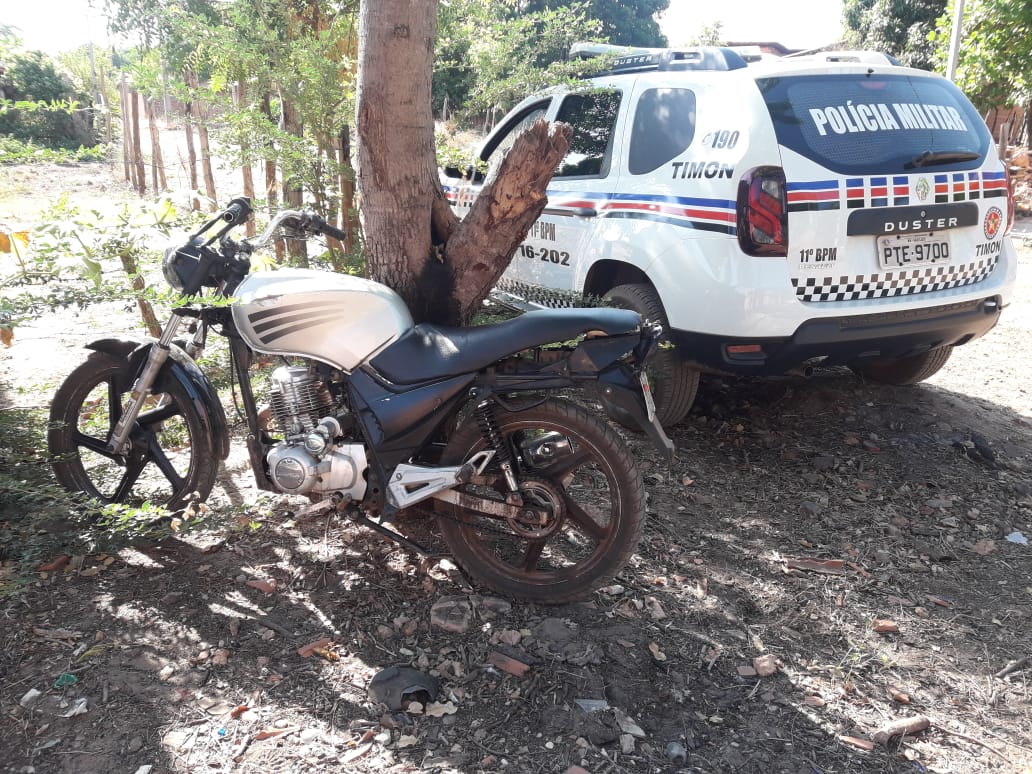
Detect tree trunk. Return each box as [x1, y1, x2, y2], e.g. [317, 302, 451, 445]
[147, 98, 167, 192]
[118, 247, 161, 338]
[183, 104, 200, 211]
[356, 0, 569, 326]
[438, 119, 570, 314]
[357, 2, 439, 319]
[311, 141, 331, 234]
[261, 94, 284, 262]
[186, 69, 217, 210]
[280, 92, 308, 265]
[339, 126, 357, 254]
[196, 115, 217, 209]
[130, 88, 146, 195]
[235, 81, 256, 237]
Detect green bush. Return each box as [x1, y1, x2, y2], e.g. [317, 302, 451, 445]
[0, 136, 108, 164]
[0, 49, 97, 150]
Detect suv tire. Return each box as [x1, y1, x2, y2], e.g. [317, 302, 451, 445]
[605, 283, 699, 427]
[851, 346, 952, 385]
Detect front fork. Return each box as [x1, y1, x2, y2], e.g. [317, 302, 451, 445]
[105, 314, 189, 455]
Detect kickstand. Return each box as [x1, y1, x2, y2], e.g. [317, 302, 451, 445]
[346, 510, 434, 557]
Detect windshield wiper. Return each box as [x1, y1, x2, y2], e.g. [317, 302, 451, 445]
[905, 150, 980, 169]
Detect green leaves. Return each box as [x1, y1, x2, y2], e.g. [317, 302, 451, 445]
[936, 0, 1032, 110]
[435, 0, 605, 121]
[0, 196, 194, 332]
[843, 0, 947, 71]
[0, 48, 98, 150]
[845, 0, 1032, 110]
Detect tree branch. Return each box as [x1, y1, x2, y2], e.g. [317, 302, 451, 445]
[443, 119, 572, 324]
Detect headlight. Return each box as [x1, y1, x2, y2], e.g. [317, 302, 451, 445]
[161, 245, 185, 291]
[161, 239, 202, 293]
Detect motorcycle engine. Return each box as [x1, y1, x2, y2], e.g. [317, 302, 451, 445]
[264, 365, 368, 500]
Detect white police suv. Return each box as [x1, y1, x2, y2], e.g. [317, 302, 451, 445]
[441, 45, 1018, 426]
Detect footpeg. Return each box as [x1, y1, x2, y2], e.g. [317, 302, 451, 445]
[386, 451, 495, 509]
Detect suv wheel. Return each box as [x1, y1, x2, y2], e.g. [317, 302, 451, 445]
[605, 283, 699, 427]
[851, 346, 952, 385]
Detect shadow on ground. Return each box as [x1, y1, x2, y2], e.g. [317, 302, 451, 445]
[1, 364, 1030, 773]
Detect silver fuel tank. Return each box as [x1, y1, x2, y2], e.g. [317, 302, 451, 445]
[231, 269, 414, 371]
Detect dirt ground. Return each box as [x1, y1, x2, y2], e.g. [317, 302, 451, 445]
[1, 159, 1031, 774]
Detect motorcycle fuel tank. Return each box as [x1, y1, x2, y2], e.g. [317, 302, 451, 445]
[232, 269, 414, 371]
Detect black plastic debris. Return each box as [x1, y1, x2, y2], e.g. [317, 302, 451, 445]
[368, 666, 440, 711]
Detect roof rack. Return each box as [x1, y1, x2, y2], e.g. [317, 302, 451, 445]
[569, 42, 748, 74]
[728, 45, 765, 63]
[781, 49, 901, 66]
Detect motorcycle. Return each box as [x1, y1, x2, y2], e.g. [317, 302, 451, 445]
[48, 197, 674, 602]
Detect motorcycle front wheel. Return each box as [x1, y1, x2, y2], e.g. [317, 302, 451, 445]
[436, 398, 646, 603]
[48, 351, 217, 511]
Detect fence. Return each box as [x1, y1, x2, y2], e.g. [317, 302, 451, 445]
[985, 105, 1029, 147]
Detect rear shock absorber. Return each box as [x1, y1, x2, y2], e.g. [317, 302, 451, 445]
[475, 399, 520, 494]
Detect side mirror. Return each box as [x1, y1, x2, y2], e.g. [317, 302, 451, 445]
[443, 165, 485, 183]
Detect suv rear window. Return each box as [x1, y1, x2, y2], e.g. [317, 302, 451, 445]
[629, 88, 697, 175]
[758, 74, 989, 176]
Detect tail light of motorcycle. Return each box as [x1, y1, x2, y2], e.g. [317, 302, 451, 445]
[737, 166, 788, 256]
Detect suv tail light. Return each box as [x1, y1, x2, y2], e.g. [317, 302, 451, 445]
[1004, 165, 1015, 235]
[737, 167, 788, 256]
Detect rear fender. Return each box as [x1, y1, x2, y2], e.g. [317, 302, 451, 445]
[564, 323, 662, 375]
[543, 328, 673, 459]
[86, 337, 230, 461]
[597, 365, 675, 461]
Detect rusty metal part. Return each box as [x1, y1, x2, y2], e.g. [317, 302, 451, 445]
[431, 488, 541, 521]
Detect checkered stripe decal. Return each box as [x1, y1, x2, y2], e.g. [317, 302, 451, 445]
[495, 278, 596, 308]
[792, 257, 998, 302]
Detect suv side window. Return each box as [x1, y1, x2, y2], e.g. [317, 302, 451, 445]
[554, 90, 622, 179]
[483, 103, 549, 162]
[629, 88, 697, 175]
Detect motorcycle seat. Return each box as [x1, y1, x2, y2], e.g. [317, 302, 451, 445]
[369, 307, 641, 385]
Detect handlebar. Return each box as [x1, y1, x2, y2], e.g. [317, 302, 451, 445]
[222, 196, 253, 224]
[305, 213, 348, 242]
[244, 209, 347, 249]
[172, 202, 347, 297]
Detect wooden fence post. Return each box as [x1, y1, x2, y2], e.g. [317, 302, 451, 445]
[186, 69, 217, 210]
[183, 97, 200, 211]
[147, 98, 167, 192]
[130, 88, 146, 195]
[119, 74, 133, 188]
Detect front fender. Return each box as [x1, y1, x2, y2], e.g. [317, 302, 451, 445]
[86, 337, 230, 461]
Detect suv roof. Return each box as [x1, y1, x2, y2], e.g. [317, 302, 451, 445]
[570, 41, 749, 74]
[569, 42, 903, 77]
[783, 49, 903, 66]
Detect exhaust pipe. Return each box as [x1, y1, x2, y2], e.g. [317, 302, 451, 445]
[787, 365, 814, 378]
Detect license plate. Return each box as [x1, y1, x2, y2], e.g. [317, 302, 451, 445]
[876, 232, 950, 269]
[639, 371, 656, 423]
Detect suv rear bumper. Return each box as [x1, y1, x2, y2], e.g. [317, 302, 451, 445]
[670, 295, 1003, 375]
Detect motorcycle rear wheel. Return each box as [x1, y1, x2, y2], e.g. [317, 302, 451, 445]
[436, 398, 645, 603]
[48, 351, 217, 511]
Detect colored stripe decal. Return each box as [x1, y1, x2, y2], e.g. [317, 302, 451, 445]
[786, 180, 841, 211]
[545, 190, 738, 233]
[604, 211, 736, 234]
[982, 170, 1007, 198]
